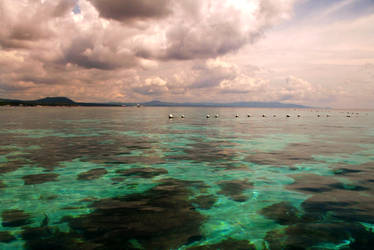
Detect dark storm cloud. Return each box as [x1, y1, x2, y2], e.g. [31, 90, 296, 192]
[88, 0, 173, 22]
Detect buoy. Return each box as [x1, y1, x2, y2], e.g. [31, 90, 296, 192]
[297, 115, 300, 117]
[317, 115, 320, 117]
[206, 114, 210, 118]
[286, 115, 290, 118]
[215, 114, 219, 118]
[262, 115, 266, 117]
[235, 114, 239, 118]
[247, 114, 251, 117]
[181, 115, 185, 118]
[169, 114, 174, 119]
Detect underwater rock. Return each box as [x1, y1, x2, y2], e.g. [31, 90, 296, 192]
[61, 178, 206, 249]
[116, 167, 168, 178]
[2, 209, 31, 227]
[0, 180, 5, 189]
[77, 168, 107, 180]
[22, 173, 59, 185]
[188, 238, 256, 250]
[259, 202, 301, 225]
[191, 195, 217, 210]
[218, 180, 253, 202]
[0, 231, 16, 243]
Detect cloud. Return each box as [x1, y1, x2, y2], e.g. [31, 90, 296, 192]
[88, 0, 172, 23]
[275, 75, 332, 104]
[2, 0, 372, 108]
[133, 77, 169, 96]
[0, 0, 75, 49]
[0, 81, 36, 91]
[189, 59, 238, 88]
[136, 0, 297, 60]
[61, 36, 138, 70]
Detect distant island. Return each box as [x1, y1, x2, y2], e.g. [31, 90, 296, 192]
[0, 97, 310, 108]
[0, 97, 119, 107]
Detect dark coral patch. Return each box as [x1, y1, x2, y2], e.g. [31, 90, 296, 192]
[288, 173, 374, 223]
[188, 238, 256, 250]
[331, 162, 374, 193]
[260, 202, 301, 225]
[218, 180, 253, 202]
[77, 168, 107, 180]
[334, 168, 362, 175]
[22, 173, 59, 185]
[166, 139, 238, 165]
[286, 173, 338, 194]
[191, 195, 217, 210]
[60, 179, 206, 249]
[265, 222, 374, 249]
[2, 209, 31, 227]
[22, 226, 96, 250]
[116, 167, 168, 178]
[0, 160, 25, 174]
[328, 182, 368, 191]
[0, 231, 16, 243]
[245, 150, 315, 166]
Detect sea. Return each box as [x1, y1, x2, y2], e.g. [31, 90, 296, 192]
[0, 106, 373, 249]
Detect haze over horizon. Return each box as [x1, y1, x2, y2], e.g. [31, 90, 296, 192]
[0, 0, 373, 109]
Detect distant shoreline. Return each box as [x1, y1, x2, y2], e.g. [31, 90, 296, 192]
[0, 96, 314, 108]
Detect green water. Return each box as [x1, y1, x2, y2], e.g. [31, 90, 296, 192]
[0, 107, 373, 249]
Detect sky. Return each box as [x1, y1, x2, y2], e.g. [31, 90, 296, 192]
[0, 0, 373, 108]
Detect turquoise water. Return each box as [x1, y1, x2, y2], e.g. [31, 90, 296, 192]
[0, 107, 373, 249]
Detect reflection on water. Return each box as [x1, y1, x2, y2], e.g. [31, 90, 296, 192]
[0, 107, 373, 249]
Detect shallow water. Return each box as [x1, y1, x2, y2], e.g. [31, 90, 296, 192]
[0, 106, 373, 249]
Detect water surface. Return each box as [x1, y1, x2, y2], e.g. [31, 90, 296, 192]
[0, 107, 373, 249]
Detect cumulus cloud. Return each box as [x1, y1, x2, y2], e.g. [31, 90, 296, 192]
[0, 0, 75, 49]
[5, 0, 364, 107]
[88, 0, 173, 23]
[135, 0, 297, 60]
[274, 76, 333, 104]
[61, 36, 138, 70]
[133, 77, 169, 96]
